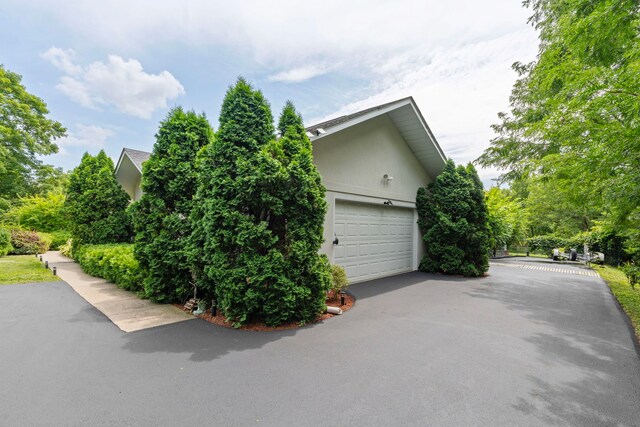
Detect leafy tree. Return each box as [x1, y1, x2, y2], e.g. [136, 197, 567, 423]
[2, 192, 69, 232]
[485, 187, 529, 249]
[133, 107, 213, 302]
[189, 79, 330, 326]
[477, 0, 639, 238]
[0, 65, 66, 206]
[417, 160, 490, 277]
[65, 151, 131, 245]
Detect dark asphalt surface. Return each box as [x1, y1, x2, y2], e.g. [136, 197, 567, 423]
[1, 258, 639, 426]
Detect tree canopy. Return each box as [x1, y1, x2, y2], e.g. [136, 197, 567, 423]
[0, 65, 66, 207]
[65, 150, 131, 245]
[477, 0, 640, 243]
[133, 107, 213, 303]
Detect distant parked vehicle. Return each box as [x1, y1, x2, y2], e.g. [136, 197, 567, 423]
[552, 248, 605, 264]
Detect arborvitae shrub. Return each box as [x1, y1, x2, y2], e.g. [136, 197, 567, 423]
[133, 107, 213, 303]
[417, 160, 490, 277]
[65, 151, 131, 246]
[189, 82, 330, 326]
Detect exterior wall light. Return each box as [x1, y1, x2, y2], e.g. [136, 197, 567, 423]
[383, 199, 393, 206]
[383, 173, 394, 184]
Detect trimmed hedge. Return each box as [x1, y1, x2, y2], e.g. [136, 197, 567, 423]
[526, 235, 568, 255]
[74, 244, 143, 293]
[8, 229, 52, 254]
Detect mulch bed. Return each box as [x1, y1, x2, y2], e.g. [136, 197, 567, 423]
[174, 291, 355, 331]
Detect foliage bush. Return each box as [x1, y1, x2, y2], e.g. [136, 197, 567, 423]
[8, 229, 51, 254]
[621, 263, 639, 290]
[49, 230, 72, 250]
[189, 80, 331, 326]
[59, 238, 73, 257]
[330, 264, 349, 296]
[0, 227, 12, 256]
[133, 107, 213, 303]
[417, 160, 490, 277]
[65, 151, 132, 245]
[1, 192, 69, 232]
[74, 244, 143, 293]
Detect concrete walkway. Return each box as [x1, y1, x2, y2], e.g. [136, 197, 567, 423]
[41, 251, 193, 332]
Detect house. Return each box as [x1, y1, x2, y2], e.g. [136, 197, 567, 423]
[114, 97, 446, 283]
[114, 148, 150, 201]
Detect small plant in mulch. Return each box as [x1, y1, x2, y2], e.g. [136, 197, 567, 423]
[329, 264, 349, 304]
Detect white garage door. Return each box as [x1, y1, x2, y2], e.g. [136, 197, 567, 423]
[334, 200, 415, 283]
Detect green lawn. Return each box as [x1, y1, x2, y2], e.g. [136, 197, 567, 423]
[0, 255, 61, 285]
[597, 265, 640, 341]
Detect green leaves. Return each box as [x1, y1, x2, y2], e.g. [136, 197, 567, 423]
[417, 160, 490, 277]
[65, 150, 131, 246]
[477, 0, 640, 241]
[0, 65, 66, 205]
[191, 78, 330, 326]
[133, 107, 213, 303]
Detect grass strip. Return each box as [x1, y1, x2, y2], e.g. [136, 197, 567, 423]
[597, 265, 640, 341]
[0, 255, 61, 285]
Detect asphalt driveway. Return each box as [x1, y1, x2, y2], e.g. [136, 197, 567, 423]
[1, 258, 639, 426]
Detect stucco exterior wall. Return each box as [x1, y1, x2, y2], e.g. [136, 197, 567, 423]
[133, 177, 143, 201]
[312, 115, 432, 265]
[114, 155, 143, 201]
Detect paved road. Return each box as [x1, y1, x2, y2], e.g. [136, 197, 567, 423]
[1, 259, 639, 426]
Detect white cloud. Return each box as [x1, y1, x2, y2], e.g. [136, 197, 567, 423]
[24, 1, 540, 181]
[268, 64, 336, 83]
[306, 28, 539, 183]
[56, 124, 115, 154]
[43, 48, 185, 118]
[40, 47, 82, 76]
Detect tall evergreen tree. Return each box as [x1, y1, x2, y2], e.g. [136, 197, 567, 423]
[417, 159, 490, 277]
[133, 107, 213, 303]
[189, 78, 330, 326]
[65, 150, 131, 245]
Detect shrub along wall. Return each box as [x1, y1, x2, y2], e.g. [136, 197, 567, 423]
[74, 244, 143, 293]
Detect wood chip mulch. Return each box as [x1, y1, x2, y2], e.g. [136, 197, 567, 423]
[174, 291, 355, 332]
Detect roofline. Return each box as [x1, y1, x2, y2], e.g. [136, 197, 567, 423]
[407, 98, 447, 163]
[307, 97, 447, 164]
[114, 148, 144, 176]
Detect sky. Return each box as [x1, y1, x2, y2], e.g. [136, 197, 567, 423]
[0, 0, 539, 185]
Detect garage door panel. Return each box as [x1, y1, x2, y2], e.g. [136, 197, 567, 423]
[334, 200, 414, 283]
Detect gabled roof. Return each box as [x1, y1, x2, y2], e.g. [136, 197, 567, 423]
[306, 97, 447, 179]
[115, 147, 152, 174]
